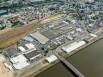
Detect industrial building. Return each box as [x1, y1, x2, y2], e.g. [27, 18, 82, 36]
[4, 42, 42, 70]
[29, 0, 45, 2]
[24, 50, 42, 63]
[30, 32, 49, 44]
[62, 41, 86, 53]
[18, 43, 36, 52]
[25, 43, 36, 50]
[83, 34, 97, 43]
[45, 55, 57, 63]
[85, 0, 94, 3]
[18, 46, 26, 52]
[10, 54, 29, 70]
[22, 36, 34, 42]
[4, 47, 21, 58]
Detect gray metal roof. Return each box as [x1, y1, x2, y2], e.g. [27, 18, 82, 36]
[24, 50, 40, 59]
[6, 47, 21, 57]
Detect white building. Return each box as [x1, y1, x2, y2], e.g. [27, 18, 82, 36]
[10, 54, 29, 70]
[62, 41, 86, 53]
[18, 43, 36, 52]
[22, 36, 33, 42]
[85, 0, 94, 3]
[18, 46, 26, 52]
[46, 55, 57, 63]
[29, 0, 45, 2]
[25, 43, 36, 50]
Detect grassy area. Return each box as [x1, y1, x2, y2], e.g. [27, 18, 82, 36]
[0, 50, 2, 54]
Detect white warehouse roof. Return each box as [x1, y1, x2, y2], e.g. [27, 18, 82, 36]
[46, 55, 57, 63]
[62, 41, 86, 53]
[18, 43, 36, 52]
[90, 33, 97, 38]
[10, 54, 29, 70]
[18, 46, 26, 52]
[25, 43, 36, 50]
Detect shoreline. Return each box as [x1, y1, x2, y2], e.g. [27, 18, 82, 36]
[22, 34, 103, 77]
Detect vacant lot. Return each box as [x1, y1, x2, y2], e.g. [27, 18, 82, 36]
[0, 54, 15, 77]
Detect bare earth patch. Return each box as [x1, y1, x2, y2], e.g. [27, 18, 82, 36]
[0, 54, 15, 77]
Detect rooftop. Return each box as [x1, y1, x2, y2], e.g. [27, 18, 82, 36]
[30, 32, 49, 44]
[24, 50, 41, 60]
[5, 47, 21, 57]
[10, 54, 29, 70]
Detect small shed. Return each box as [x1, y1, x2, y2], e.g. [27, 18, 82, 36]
[46, 55, 57, 63]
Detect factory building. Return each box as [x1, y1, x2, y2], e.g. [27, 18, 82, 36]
[83, 34, 97, 43]
[10, 54, 29, 70]
[30, 32, 49, 44]
[22, 36, 34, 42]
[2, 14, 20, 19]
[85, 0, 94, 3]
[25, 43, 36, 50]
[18, 46, 26, 52]
[18, 43, 36, 52]
[24, 50, 42, 63]
[29, 0, 45, 2]
[4, 47, 21, 58]
[62, 41, 86, 53]
[4, 43, 42, 70]
[45, 55, 57, 63]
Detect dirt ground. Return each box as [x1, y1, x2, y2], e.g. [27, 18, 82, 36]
[0, 54, 15, 77]
[40, 14, 66, 25]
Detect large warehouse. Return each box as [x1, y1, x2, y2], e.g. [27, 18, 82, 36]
[62, 41, 86, 53]
[30, 32, 49, 44]
[10, 54, 29, 70]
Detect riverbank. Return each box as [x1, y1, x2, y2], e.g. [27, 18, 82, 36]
[21, 33, 103, 77]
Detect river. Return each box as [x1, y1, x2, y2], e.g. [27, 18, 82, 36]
[35, 38, 103, 77]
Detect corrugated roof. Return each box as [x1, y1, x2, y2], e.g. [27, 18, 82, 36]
[10, 54, 29, 70]
[6, 47, 21, 57]
[24, 50, 40, 60]
[25, 43, 36, 50]
[62, 41, 86, 53]
[18, 46, 26, 52]
[30, 32, 49, 44]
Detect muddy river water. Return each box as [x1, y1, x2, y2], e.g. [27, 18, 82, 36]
[35, 38, 103, 77]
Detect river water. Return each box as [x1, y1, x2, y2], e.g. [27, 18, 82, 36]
[35, 38, 103, 77]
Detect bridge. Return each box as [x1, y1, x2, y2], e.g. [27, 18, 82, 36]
[56, 54, 85, 77]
